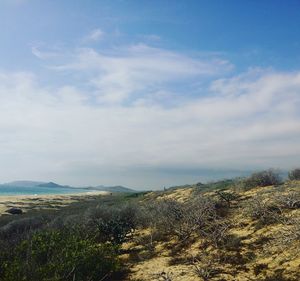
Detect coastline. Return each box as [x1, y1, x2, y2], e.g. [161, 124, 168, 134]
[0, 191, 109, 216]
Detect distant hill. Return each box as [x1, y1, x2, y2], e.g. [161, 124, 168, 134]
[1, 181, 136, 193]
[167, 179, 238, 191]
[4, 181, 46, 187]
[90, 185, 136, 193]
[37, 182, 136, 193]
[37, 182, 72, 189]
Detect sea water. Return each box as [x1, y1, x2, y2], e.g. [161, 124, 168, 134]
[0, 185, 89, 196]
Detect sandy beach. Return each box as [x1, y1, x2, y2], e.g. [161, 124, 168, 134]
[0, 191, 109, 216]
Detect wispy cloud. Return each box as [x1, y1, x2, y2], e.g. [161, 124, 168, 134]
[51, 44, 233, 104]
[31, 46, 60, 59]
[83, 28, 104, 42]
[141, 34, 161, 41]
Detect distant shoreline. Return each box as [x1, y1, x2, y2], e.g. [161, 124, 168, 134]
[0, 190, 108, 197]
[0, 189, 91, 197]
[0, 191, 109, 216]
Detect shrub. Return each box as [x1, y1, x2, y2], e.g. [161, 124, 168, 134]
[222, 233, 242, 250]
[277, 218, 300, 245]
[180, 196, 217, 241]
[244, 169, 282, 189]
[245, 195, 282, 227]
[184, 197, 230, 247]
[134, 230, 158, 255]
[198, 219, 230, 247]
[144, 196, 230, 247]
[1, 229, 119, 281]
[145, 199, 186, 238]
[87, 203, 140, 244]
[288, 168, 300, 180]
[215, 190, 239, 207]
[0, 216, 46, 241]
[191, 253, 219, 281]
[274, 191, 300, 209]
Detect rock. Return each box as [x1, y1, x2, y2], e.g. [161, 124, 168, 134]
[6, 208, 23, 215]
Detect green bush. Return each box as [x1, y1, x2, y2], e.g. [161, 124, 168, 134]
[1, 229, 119, 281]
[244, 169, 282, 189]
[0, 216, 47, 242]
[215, 190, 239, 207]
[288, 168, 300, 180]
[87, 203, 139, 244]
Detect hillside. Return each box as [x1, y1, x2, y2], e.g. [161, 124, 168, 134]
[122, 180, 300, 280]
[0, 171, 299, 281]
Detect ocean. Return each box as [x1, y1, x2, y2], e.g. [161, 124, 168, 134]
[0, 185, 89, 196]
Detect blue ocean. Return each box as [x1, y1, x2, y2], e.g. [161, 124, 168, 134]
[0, 185, 89, 196]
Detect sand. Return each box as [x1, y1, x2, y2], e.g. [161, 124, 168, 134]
[0, 191, 109, 216]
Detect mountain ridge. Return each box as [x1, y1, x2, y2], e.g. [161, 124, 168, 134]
[2, 181, 136, 193]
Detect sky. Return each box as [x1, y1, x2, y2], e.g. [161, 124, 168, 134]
[0, 0, 300, 189]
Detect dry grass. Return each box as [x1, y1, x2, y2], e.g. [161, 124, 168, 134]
[123, 181, 300, 281]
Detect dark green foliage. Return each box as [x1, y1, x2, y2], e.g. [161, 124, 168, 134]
[1, 229, 119, 281]
[201, 179, 236, 191]
[215, 190, 239, 207]
[288, 168, 300, 180]
[0, 194, 138, 281]
[244, 169, 282, 189]
[253, 263, 268, 276]
[0, 216, 47, 241]
[87, 203, 140, 244]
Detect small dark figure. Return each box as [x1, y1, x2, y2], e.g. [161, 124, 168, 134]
[6, 208, 23, 215]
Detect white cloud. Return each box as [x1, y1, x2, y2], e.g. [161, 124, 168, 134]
[0, 64, 299, 188]
[31, 46, 60, 59]
[84, 28, 104, 42]
[53, 44, 233, 104]
[1, 42, 300, 188]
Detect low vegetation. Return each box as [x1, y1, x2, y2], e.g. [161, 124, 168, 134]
[0, 168, 299, 280]
[243, 169, 282, 189]
[289, 168, 300, 180]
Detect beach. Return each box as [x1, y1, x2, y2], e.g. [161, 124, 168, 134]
[0, 191, 109, 216]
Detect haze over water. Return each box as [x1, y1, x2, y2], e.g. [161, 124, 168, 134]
[0, 185, 88, 196]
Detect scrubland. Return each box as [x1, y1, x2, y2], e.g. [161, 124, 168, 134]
[0, 169, 299, 281]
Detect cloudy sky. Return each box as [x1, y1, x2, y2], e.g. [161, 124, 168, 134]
[0, 0, 300, 189]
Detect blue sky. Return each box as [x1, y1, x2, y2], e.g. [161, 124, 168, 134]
[0, 0, 299, 188]
[1, 0, 300, 71]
